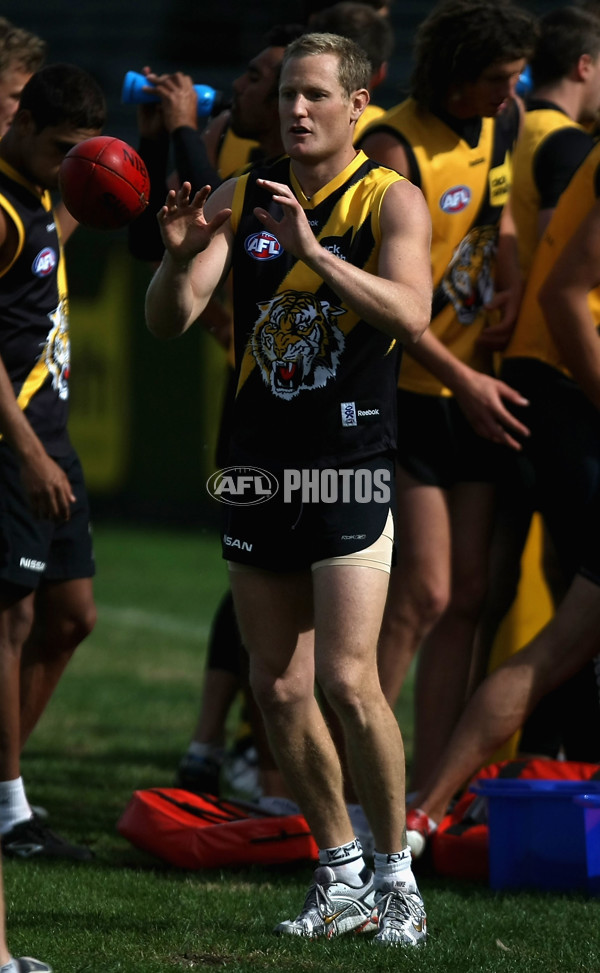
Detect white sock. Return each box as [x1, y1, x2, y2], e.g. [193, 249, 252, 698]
[0, 958, 19, 973]
[0, 778, 33, 834]
[373, 847, 417, 891]
[318, 838, 367, 886]
[185, 742, 225, 763]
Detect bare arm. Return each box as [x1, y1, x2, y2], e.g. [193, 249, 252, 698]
[360, 131, 413, 179]
[145, 180, 235, 339]
[0, 207, 75, 519]
[539, 200, 600, 411]
[253, 177, 432, 344]
[478, 200, 524, 351]
[405, 329, 530, 449]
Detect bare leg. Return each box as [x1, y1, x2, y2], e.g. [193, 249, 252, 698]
[230, 567, 354, 849]
[189, 669, 239, 746]
[0, 856, 10, 966]
[0, 590, 35, 780]
[469, 493, 534, 693]
[313, 564, 407, 851]
[377, 468, 451, 707]
[410, 481, 495, 790]
[414, 574, 600, 823]
[20, 577, 96, 746]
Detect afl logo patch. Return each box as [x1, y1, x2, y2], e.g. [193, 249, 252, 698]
[245, 231, 282, 260]
[32, 247, 57, 277]
[440, 186, 471, 214]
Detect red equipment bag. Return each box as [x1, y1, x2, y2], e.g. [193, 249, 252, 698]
[431, 757, 600, 881]
[117, 788, 319, 868]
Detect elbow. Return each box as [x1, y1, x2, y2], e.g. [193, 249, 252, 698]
[405, 305, 431, 345]
[145, 301, 173, 341]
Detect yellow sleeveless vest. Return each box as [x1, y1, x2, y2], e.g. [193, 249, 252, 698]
[505, 140, 600, 373]
[511, 107, 581, 279]
[369, 98, 513, 394]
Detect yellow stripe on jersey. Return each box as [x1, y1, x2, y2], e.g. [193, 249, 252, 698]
[0, 192, 25, 277]
[234, 153, 400, 393]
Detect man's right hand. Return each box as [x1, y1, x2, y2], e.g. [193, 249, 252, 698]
[20, 449, 75, 522]
[453, 370, 530, 451]
[158, 182, 231, 267]
[142, 69, 199, 133]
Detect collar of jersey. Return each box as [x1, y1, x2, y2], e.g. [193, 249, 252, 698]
[290, 149, 367, 209]
[0, 156, 50, 207]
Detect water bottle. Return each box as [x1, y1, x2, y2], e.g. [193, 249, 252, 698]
[121, 71, 224, 118]
[516, 65, 532, 98]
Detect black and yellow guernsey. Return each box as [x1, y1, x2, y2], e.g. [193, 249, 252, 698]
[228, 150, 403, 468]
[511, 100, 590, 279]
[0, 158, 70, 456]
[506, 140, 600, 375]
[361, 97, 520, 395]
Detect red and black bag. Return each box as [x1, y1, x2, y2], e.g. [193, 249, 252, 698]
[117, 788, 319, 868]
[431, 757, 600, 881]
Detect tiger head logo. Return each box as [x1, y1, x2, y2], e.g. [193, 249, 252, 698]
[43, 299, 70, 401]
[251, 290, 346, 399]
[441, 225, 498, 325]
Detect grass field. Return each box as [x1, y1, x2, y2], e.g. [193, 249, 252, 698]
[5, 524, 600, 973]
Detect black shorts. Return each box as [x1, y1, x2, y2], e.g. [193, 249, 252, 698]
[219, 455, 395, 572]
[396, 388, 504, 487]
[0, 444, 95, 591]
[579, 488, 600, 585]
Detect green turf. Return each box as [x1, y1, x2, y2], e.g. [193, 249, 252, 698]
[5, 525, 600, 972]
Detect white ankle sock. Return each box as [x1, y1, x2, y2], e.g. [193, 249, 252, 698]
[373, 847, 417, 891]
[0, 958, 18, 973]
[0, 777, 33, 834]
[318, 838, 367, 886]
[186, 742, 225, 762]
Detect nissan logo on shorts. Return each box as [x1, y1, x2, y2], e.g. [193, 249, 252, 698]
[206, 466, 279, 505]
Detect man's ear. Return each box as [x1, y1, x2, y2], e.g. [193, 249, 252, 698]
[350, 88, 370, 119]
[576, 52, 595, 83]
[12, 108, 35, 136]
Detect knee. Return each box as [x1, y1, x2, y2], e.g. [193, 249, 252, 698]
[50, 599, 97, 650]
[385, 574, 449, 636]
[449, 569, 488, 619]
[0, 599, 35, 654]
[317, 663, 377, 727]
[249, 661, 310, 717]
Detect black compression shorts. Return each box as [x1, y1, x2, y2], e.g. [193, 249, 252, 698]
[0, 443, 95, 591]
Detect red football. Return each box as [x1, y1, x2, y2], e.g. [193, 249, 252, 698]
[59, 135, 150, 231]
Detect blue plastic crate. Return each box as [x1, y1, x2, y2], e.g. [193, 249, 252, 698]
[574, 794, 600, 895]
[472, 778, 600, 892]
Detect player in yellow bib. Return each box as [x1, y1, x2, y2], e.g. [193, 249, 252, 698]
[360, 0, 537, 793]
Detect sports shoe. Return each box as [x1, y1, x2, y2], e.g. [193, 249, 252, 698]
[221, 740, 261, 802]
[175, 753, 222, 796]
[13, 958, 52, 972]
[1, 815, 93, 862]
[274, 865, 377, 938]
[406, 807, 437, 858]
[372, 881, 427, 946]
